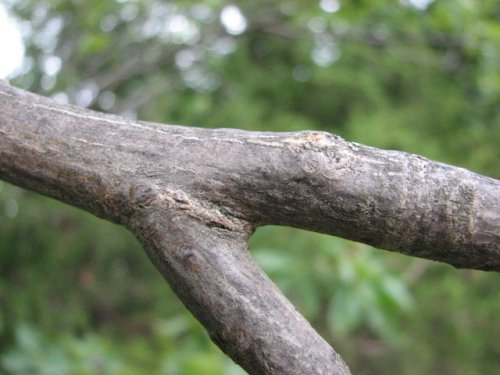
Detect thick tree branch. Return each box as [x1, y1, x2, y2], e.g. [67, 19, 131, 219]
[1, 80, 499, 373]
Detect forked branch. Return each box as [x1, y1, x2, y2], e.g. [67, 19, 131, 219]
[1, 80, 499, 374]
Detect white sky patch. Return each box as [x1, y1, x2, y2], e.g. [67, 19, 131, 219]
[42, 55, 62, 76]
[320, 0, 341, 13]
[312, 42, 340, 67]
[175, 49, 197, 70]
[164, 14, 200, 45]
[400, 0, 435, 10]
[75, 80, 99, 108]
[220, 5, 247, 35]
[0, 4, 24, 78]
[168, 14, 191, 34]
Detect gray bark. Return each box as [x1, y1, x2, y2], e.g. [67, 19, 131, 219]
[1, 80, 499, 374]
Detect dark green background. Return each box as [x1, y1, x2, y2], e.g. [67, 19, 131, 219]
[1, 1, 499, 374]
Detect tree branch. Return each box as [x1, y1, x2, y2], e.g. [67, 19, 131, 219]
[128, 200, 349, 374]
[1, 80, 498, 373]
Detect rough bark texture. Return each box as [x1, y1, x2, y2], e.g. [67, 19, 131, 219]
[1, 80, 499, 373]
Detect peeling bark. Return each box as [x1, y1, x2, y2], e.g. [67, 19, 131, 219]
[1, 80, 499, 374]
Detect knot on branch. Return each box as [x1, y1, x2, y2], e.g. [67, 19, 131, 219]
[127, 182, 250, 234]
[282, 130, 341, 151]
[128, 182, 163, 209]
[282, 131, 353, 180]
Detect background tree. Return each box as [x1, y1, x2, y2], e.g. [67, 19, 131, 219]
[1, 0, 499, 374]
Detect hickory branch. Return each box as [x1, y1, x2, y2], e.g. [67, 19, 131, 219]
[1, 80, 499, 374]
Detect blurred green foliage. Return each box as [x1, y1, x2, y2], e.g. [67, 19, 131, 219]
[1, 0, 499, 374]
